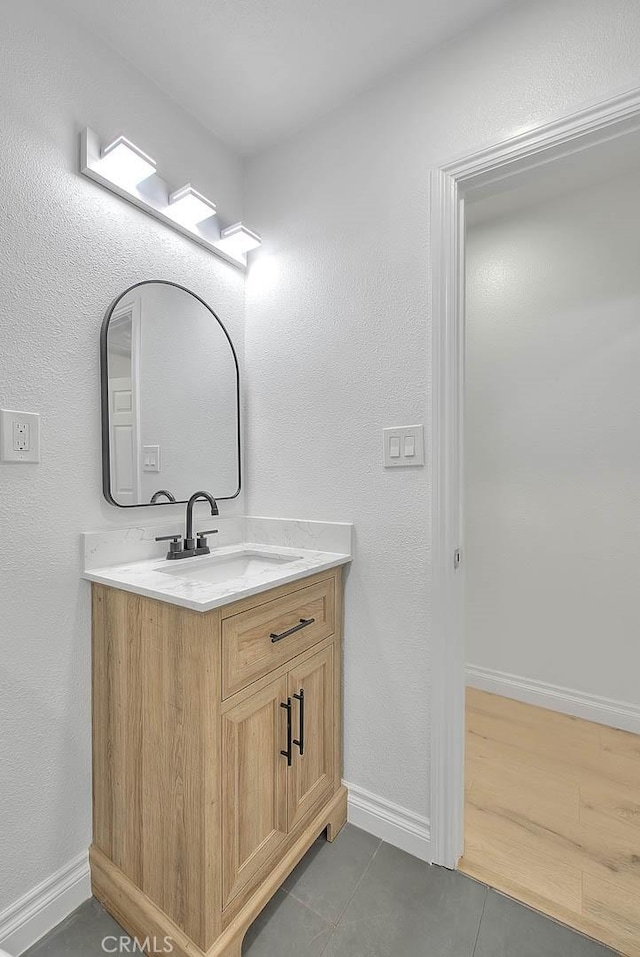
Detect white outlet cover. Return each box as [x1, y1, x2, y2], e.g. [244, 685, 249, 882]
[383, 424, 425, 467]
[1, 409, 40, 463]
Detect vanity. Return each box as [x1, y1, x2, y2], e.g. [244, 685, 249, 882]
[86, 281, 352, 956]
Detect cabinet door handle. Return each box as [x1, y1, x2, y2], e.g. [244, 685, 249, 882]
[280, 698, 292, 766]
[270, 618, 315, 643]
[293, 689, 305, 756]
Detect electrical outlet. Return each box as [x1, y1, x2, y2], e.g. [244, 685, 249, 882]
[1, 410, 40, 462]
[13, 421, 30, 452]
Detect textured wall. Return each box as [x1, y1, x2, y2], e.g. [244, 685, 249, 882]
[244, 0, 640, 819]
[0, 1, 245, 909]
[466, 168, 640, 706]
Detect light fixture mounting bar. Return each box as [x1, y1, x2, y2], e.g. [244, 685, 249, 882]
[79, 128, 252, 270]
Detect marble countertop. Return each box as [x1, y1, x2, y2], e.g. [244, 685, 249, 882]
[83, 517, 352, 612]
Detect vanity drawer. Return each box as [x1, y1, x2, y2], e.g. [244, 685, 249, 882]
[222, 577, 336, 698]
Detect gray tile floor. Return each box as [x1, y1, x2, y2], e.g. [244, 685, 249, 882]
[23, 826, 619, 957]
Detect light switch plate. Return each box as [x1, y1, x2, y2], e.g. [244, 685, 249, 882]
[143, 445, 161, 472]
[1, 409, 40, 463]
[383, 425, 425, 467]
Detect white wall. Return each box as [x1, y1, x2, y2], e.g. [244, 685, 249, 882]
[0, 0, 245, 914]
[465, 167, 640, 708]
[244, 0, 640, 823]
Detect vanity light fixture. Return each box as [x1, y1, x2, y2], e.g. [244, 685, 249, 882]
[80, 128, 261, 270]
[167, 184, 217, 226]
[97, 135, 156, 188]
[215, 223, 262, 258]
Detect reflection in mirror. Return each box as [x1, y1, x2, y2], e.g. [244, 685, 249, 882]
[101, 281, 240, 507]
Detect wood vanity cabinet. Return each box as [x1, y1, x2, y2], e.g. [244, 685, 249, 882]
[90, 567, 347, 957]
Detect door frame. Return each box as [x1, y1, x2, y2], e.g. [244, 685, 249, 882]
[107, 297, 142, 503]
[428, 84, 640, 869]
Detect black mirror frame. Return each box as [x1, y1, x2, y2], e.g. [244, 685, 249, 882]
[100, 279, 242, 508]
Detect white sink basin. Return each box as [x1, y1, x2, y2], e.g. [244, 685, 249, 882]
[158, 548, 301, 586]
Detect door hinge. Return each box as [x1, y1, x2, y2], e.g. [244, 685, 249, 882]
[453, 548, 462, 569]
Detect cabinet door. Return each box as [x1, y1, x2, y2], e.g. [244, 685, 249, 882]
[288, 645, 334, 831]
[222, 675, 289, 908]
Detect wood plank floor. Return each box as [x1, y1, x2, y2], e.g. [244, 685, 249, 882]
[460, 687, 640, 957]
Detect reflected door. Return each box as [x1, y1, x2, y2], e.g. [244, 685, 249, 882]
[107, 303, 140, 504]
[108, 377, 139, 504]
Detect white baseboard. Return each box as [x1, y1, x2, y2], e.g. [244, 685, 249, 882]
[0, 786, 430, 954]
[344, 781, 431, 863]
[0, 852, 90, 955]
[466, 664, 640, 735]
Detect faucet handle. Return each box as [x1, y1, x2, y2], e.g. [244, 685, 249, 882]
[155, 533, 184, 559]
[196, 528, 218, 554]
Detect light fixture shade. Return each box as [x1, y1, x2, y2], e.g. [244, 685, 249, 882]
[99, 136, 156, 187]
[167, 184, 217, 226]
[216, 222, 262, 258]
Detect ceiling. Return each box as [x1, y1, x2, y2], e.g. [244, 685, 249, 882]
[55, 0, 514, 155]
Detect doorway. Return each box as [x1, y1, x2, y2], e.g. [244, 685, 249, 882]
[459, 141, 640, 954]
[428, 87, 640, 953]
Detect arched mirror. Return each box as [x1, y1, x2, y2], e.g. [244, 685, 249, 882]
[101, 280, 240, 507]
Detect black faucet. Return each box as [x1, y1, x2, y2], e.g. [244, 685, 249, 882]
[155, 490, 219, 560]
[150, 489, 176, 504]
[185, 490, 219, 552]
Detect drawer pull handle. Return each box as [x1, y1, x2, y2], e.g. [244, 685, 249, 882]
[270, 618, 315, 643]
[293, 688, 305, 756]
[280, 698, 293, 766]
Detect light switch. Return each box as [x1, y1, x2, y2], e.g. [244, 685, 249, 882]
[143, 445, 161, 472]
[1, 409, 40, 463]
[383, 425, 425, 467]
